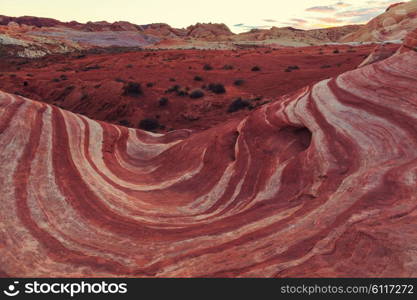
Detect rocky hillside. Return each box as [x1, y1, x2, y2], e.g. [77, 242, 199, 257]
[341, 0, 417, 42]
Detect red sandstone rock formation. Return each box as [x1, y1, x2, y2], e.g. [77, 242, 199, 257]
[141, 23, 187, 38]
[237, 25, 362, 44]
[362, 27, 417, 64]
[358, 43, 400, 67]
[0, 15, 67, 28]
[185, 23, 234, 40]
[399, 27, 417, 51]
[0, 14, 364, 54]
[341, 0, 417, 42]
[0, 46, 416, 277]
[0, 15, 142, 32]
[386, 2, 406, 12]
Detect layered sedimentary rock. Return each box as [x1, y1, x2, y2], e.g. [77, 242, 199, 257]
[185, 23, 234, 40]
[360, 27, 417, 67]
[341, 0, 417, 42]
[0, 15, 65, 28]
[399, 27, 417, 51]
[0, 18, 240, 56]
[0, 13, 370, 55]
[1, 49, 417, 277]
[236, 25, 362, 45]
[358, 43, 400, 67]
[387, 2, 406, 12]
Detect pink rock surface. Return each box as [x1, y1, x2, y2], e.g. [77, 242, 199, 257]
[386, 2, 406, 12]
[392, 28, 417, 54]
[402, 27, 417, 50]
[0, 49, 416, 277]
[358, 43, 400, 67]
[341, 1, 417, 42]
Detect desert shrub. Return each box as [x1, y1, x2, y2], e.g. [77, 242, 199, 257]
[139, 118, 160, 131]
[189, 89, 205, 99]
[123, 82, 143, 97]
[169, 78, 176, 82]
[251, 66, 261, 72]
[222, 64, 234, 70]
[23, 81, 28, 86]
[208, 83, 226, 94]
[333, 49, 340, 54]
[166, 85, 180, 93]
[126, 64, 133, 68]
[176, 89, 188, 97]
[118, 120, 130, 127]
[203, 64, 213, 71]
[80, 93, 89, 101]
[194, 76, 203, 81]
[228, 98, 250, 113]
[321, 65, 332, 69]
[285, 65, 300, 72]
[146, 82, 154, 87]
[234, 79, 245, 86]
[81, 65, 101, 72]
[159, 97, 169, 106]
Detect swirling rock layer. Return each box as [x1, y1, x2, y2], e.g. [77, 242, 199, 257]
[341, 0, 417, 42]
[1, 50, 417, 277]
[401, 27, 417, 51]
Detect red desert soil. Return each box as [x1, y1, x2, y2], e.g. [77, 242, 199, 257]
[0, 44, 390, 132]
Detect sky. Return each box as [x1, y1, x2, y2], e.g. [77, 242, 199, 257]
[0, 0, 406, 33]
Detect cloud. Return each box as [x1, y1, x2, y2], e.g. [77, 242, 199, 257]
[335, 7, 383, 17]
[291, 18, 308, 24]
[366, 0, 396, 5]
[263, 19, 277, 23]
[306, 6, 336, 13]
[233, 23, 273, 31]
[332, 2, 399, 24]
[315, 17, 344, 23]
[279, 18, 309, 29]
